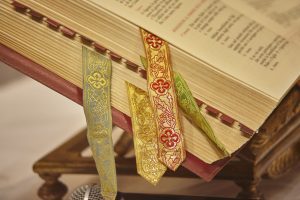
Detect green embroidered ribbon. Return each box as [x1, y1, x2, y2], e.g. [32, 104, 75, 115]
[141, 56, 229, 156]
[83, 47, 117, 200]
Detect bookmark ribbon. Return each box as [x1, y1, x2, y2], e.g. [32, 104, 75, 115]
[82, 47, 117, 200]
[126, 82, 167, 185]
[174, 72, 229, 156]
[140, 57, 228, 156]
[141, 29, 186, 171]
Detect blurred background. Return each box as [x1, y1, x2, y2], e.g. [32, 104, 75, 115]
[0, 61, 300, 200]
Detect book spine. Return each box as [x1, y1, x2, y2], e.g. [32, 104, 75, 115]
[10, 0, 255, 137]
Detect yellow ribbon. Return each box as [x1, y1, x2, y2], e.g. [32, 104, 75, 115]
[126, 82, 167, 185]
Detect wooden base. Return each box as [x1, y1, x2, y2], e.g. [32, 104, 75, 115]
[37, 173, 67, 200]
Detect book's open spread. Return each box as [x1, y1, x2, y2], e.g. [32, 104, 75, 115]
[224, 0, 300, 46]
[95, 0, 300, 101]
[14, 0, 300, 131]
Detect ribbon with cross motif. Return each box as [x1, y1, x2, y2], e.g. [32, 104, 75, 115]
[82, 46, 117, 200]
[140, 29, 186, 171]
[140, 56, 229, 156]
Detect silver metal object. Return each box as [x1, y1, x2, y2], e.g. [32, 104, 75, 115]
[69, 184, 103, 200]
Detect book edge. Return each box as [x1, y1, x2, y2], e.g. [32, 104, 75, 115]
[0, 43, 230, 181]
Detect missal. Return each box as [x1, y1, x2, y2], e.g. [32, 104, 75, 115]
[1, 0, 299, 180]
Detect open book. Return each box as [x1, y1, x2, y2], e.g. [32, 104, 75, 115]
[1, 0, 299, 179]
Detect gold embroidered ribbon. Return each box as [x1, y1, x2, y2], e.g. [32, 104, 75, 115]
[141, 29, 186, 171]
[126, 82, 167, 185]
[140, 58, 229, 156]
[82, 47, 117, 200]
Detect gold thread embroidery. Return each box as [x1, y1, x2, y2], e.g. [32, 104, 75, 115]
[141, 29, 186, 171]
[126, 82, 167, 185]
[82, 47, 117, 200]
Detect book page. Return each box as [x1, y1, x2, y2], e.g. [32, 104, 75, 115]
[223, 0, 300, 46]
[92, 0, 300, 100]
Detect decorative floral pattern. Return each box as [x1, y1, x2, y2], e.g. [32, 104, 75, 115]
[150, 78, 171, 95]
[87, 72, 107, 89]
[160, 128, 180, 149]
[146, 33, 164, 49]
[160, 148, 181, 170]
[141, 29, 185, 171]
